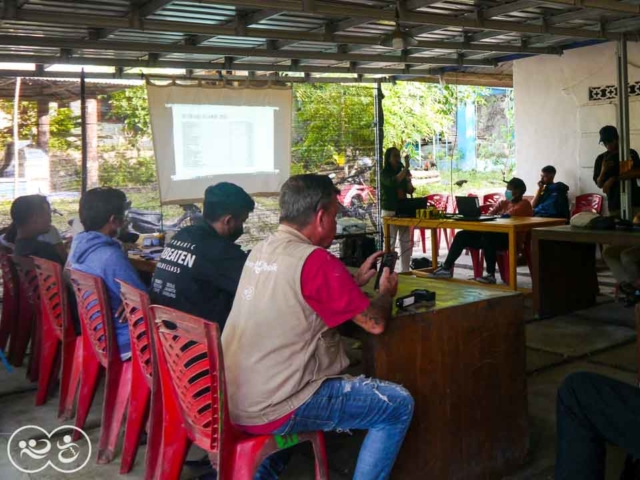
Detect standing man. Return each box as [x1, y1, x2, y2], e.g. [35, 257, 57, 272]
[593, 125, 640, 217]
[150, 182, 255, 329]
[380, 147, 415, 272]
[531, 165, 570, 219]
[223, 174, 414, 479]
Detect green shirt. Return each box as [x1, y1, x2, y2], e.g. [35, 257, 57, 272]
[380, 166, 410, 212]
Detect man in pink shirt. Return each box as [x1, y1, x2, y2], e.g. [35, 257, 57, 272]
[428, 177, 532, 284]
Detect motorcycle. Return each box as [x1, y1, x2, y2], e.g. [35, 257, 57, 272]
[126, 204, 203, 234]
[331, 168, 379, 232]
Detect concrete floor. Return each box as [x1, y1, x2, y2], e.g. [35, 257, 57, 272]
[0, 247, 633, 479]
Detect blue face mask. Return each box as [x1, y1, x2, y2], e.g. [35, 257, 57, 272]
[505, 190, 514, 201]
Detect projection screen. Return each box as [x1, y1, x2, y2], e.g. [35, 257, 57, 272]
[147, 82, 292, 204]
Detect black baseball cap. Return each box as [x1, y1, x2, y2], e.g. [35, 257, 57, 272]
[599, 125, 619, 144]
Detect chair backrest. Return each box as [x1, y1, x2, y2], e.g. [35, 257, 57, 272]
[0, 247, 18, 303]
[67, 269, 114, 368]
[426, 193, 450, 211]
[572, 193, 603, 216]
[32, 257, 71, 342]
[483, 192, 503, 205]
[149, 305, 232, 461]
[11, 255, 40, 310]
[479, 204, 493, 215]
[117, 280, 153, 387]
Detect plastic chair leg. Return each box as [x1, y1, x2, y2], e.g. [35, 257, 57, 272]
[58, 337, 82, 421]
[120, 364, 150, 473]
[74, 339, 103, 439]
[35, 320, 60, 406]
[497, 254, 509, 284]
[310, 432, 329, 480]
[9, 300, 32, 367]
[469, 249, 484, 278]
[0, 294, 16, 351]
[154, 426, 191, 480]
[97, 359, 132, 464]
[27, 312, 42, 383]
[420, 228, 427, 254]
[143, 380, 164, 480]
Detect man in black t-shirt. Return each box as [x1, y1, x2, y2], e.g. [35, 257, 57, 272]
[593, 125, 640, 216]
[150, 183, 255, 329]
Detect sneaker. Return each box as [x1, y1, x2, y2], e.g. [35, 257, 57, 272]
[427, 266, 453, 279]
[475, 275, 497, 285]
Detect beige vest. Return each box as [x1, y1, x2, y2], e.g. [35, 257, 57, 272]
[222, 225, 349, 425]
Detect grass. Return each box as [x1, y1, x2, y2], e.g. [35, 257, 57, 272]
[413, 170, 509, 198]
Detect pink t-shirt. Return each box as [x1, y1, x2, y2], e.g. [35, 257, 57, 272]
[240, 249, 371, 435]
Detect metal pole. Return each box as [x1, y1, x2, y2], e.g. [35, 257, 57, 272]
[80, 69, 88, 195]
[617, 34, 632, 220]
[374, 82, 384, 245]
[12, 77, 21, 198]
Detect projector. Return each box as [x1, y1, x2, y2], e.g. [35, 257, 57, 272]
[337, 217, 367, 235]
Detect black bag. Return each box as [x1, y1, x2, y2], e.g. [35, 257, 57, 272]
[410, 257, 432, 270]
[586, 216, 616, 230]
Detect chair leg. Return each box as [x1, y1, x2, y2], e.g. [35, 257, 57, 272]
[58, 337, 82, 421]
[144, 378, 164, 480]
[154, 426, 191, 480]
[74, 340, 103, 439]
[35, 320, 60, 406]
[311, 432, 329, 480]
[97, 359, 132, 464]
[27, 311, 42, 383]
[497, 255, 509, 284]
[420, 229, 427, 254]
[469, 249, 483, 278]
[120, 364, 150, 473]
[0, 294, 16, 351]
[9, 301, 32, 367]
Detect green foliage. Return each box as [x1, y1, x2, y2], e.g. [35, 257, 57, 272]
[0, 100, 38, 146]
[50, 108, 80, 152]
[477, 90, 515, 178]
[99, 153, 157, 187]
[107, 86, 151, 150]
[292, 84, 375, 172]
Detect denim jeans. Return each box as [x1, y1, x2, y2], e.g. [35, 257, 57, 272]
[254, 376, 414, 480]
[555, 372, 640, 480]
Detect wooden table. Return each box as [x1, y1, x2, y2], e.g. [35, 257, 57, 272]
[128, 255, 157, 274]
[362, 275, 527, 479]
[533, 225, 640, 318]
[383, 216, 567, 291]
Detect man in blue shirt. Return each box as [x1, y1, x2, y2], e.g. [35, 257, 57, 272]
[68, 187, 146, 360]
[531, 165, 570, 219]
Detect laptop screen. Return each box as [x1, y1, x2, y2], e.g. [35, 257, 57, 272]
[455, 196, 481, 217]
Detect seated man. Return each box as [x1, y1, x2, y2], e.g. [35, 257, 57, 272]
[7, 195, 65, 264]
[429, 177, 533, 284]
[222, 174, 414, 479]
[150, 182, 255, 328]
[532, 165, 570, 219]
[68, 187, 146, 360]
[556, 372, 640, 480]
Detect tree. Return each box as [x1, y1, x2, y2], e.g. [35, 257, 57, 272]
[292, 83, 375, 173]
[107, 85, 151, 155]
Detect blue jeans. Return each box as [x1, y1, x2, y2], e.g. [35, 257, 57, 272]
[254, 376, 414, 480]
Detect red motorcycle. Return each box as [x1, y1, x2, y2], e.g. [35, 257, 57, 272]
[333, 169, 379, 231]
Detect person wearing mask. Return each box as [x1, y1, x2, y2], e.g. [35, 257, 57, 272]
[150, 183, 255, 329]
[380, 146, 415, 272]
[593, 125, 640, 217]
[68, 187, 146, 361]
[428, 178, 533, 284]
[532, 165, 570, 219]
[223, 174, 414, 479]
[7, 194, 65, 264]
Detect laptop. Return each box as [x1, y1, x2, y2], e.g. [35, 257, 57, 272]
[452, 196, 498, 222]
[396, 198, 427, 218]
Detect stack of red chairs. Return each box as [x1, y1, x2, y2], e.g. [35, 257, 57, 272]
[417, 193, 451, 255]
[483, 192, 503, 205]
[572, 193, 603, 216]
[0, 247, 18, 358]
[32, 258, 82, 417]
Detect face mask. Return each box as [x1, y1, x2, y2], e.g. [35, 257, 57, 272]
[505, 190, 514, 201]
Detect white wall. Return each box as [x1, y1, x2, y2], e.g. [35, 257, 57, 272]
[514, 41, 640, 200]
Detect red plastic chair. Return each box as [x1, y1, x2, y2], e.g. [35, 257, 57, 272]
[33, 257, 82, 419]
[149, 305, 329, 480]
[572, 193, 603, 216]
[418, 194, 451, 254]
[467, 204, 495, 277]
[483, 193, 503, 205]
[496, 236, 533, 285]
[10, 255, 42, 379]
[0, 246, 19, 353]
[68, 269, 132, 465]
[117, 280, 161, 477]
